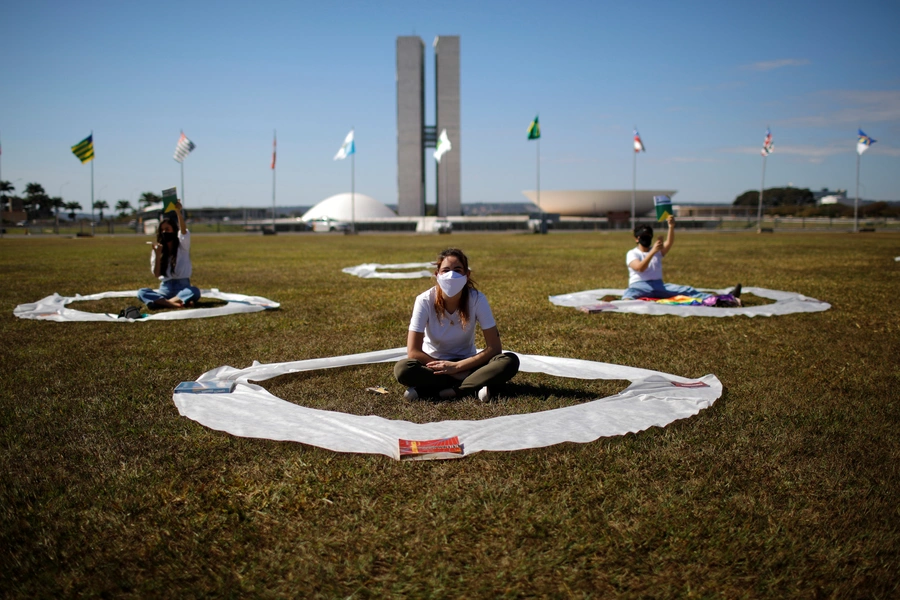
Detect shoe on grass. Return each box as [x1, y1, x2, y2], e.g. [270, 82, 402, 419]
[403, 387, 418, 401]
[478, 387, 491, 402]
[732, 283, 742, 298]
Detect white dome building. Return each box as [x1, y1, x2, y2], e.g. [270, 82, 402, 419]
[522, 190, 677, 217]
[301, 193, 396, 222]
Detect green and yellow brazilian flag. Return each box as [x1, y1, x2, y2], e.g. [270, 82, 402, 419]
[527, 115, 540, 140]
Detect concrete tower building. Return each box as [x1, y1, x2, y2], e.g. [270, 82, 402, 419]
[396, 36, 425, 217]
[396, 35, 461, 217]
[434, 35, 461, 217]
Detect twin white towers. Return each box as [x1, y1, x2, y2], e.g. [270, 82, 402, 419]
[397, 36, 460, 217]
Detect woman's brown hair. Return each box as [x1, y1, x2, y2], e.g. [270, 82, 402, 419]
[433, 248, 477, 328]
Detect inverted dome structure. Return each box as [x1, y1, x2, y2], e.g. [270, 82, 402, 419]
[522, 190, 677, 217]
[301, 193, 397, 222]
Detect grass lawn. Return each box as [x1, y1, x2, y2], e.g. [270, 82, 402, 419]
[1, 231, 898, 598]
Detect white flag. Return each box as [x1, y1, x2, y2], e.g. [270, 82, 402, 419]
[433, 129, 452, 163]
[334, 130, 355, 160]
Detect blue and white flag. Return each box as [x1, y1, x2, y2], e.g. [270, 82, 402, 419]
[857, 129, 876, 155]
[334, 130, 355, 160]
[433, 129, 452, 163]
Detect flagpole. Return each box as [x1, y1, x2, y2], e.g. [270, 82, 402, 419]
[271, 130, 276, 234]
[631, 147, 636, 232]
[854, 153, 860, 233]
[757, 154, 767, 233]
[90, 152, 95, 236]
[351, 129, 356, 234]
[537, 136, 543, 233]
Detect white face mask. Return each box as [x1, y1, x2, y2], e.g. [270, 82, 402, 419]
[437, 271, 468, 298]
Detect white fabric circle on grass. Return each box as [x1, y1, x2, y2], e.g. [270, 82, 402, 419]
[173, 347, 721, 460]
[549, 286, 830, 318]
[14, 289, 280, 322]
[342, 262, 433, 279]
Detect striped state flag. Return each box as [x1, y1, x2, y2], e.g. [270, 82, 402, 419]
[71, 134, 94, 163]
[633, 129, 645, 152]
[761, 128, 774, 156]
[174, 132, 196, 162]
[857, 129, 876, 155]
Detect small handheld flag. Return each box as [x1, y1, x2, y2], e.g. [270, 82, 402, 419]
[761, 128, 774, 156]
[633, 129, 645, 152]
[334, 130, 355, 160]
[161, 187, 178, 213]
[271, 132, 277, 169]
[857, 129, 876, 155]
[527, 116, 540, 140]
[174, 133, 196, 162]
[434, 129, 452, 163]
[654, 195, 673, 221]
[71, 134, 95, 164]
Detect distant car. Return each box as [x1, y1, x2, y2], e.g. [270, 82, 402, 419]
[15, 220, 27, 227]
[433, 219, 452, 234]
[311, 217, 350, 232]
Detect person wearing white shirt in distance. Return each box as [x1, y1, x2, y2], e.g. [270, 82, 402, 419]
[394, 248, 519, 402]
[137, 201, 200, 309]
[623, 215, 738, 301]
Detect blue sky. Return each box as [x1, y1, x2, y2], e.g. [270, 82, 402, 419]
[2, 0, 899, 209]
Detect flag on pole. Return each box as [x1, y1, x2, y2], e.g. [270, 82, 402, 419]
[433, 129, 452, 163]
[334, 130, 355, 160]
[527, 116, 540, 140]
[174, 132, 196, 162]
[857, 129, 876, 155]
[761, 128, 774, 156]
[71, 134, 94, 164]
[271, 132, 277, 169]
[633, 129, 645, 152]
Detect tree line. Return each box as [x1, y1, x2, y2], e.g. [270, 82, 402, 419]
[0, 181, 162, 222]
[733, 187, 900, 218]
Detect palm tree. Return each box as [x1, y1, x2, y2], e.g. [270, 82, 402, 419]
[64, 202, 82, 221]
[0, 180, 14, 213]
[139, 192, 161, 209]
[93, 200, 109, 222]
[24, 183, 49, 219]
[49, 197, 65, 227]
[115, 199, 133, 218]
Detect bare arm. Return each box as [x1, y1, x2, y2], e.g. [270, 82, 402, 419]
[662, 215, 675, 255]
[151, 244, 162, 278]
[174, 201, 187, 235]
[425, 326, 503, 376]
[406, 330, 436, 364]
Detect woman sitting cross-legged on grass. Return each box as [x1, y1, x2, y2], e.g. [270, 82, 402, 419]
[137, 201, 200, 310]
[394, 248, 519, 402]
[623, 215, 741, 305]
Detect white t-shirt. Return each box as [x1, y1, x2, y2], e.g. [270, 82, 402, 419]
[408, 287, 497, 360]
[626, 247, 663, 285]
[151, 230, 193, 280]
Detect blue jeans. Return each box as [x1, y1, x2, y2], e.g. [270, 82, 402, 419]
[622, 279, 711, 300]
[138, 278, 201, 307]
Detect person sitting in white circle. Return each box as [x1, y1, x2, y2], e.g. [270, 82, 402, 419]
[624, 215, 740, 303]
[394, 248, 519, 402]
[137, 201, 201, 309]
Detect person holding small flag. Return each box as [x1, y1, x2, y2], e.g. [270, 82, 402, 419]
[138, 201, 200, 309]
[623, 215, 741, 305]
